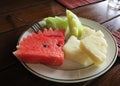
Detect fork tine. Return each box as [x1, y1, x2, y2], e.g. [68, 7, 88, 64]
[35, 23, 40, 31]
[36, 22, 43, 29]
[31, 24, 39, 33]
[35, 23, 39, 28]
[31, 26, 37, 33]
[32, 22, 43, 33]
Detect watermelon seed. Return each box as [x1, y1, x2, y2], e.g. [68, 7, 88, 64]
[43, 44, 48, 48]
[56, 44, 61, 47]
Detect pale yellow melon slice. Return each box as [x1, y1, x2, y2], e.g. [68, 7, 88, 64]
[81, 26, 95, 39]
[63, 36, 93, 66]
[80, 31, 108, 66]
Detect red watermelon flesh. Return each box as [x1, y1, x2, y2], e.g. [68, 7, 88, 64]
[43, 28, 65, 37]
[13, 29, 65, 66]
[42, 28, 65, 46]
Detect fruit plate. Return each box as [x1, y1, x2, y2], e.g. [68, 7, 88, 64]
[18, 17, 118, 83]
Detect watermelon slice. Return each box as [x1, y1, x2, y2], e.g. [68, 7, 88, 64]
[13, 28, 65, 66]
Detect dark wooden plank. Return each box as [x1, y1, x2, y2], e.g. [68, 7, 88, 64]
[0, 0, 40, 14]
[102, 16, 120, 32]
[0, 1, 120, 34]
[0, 26, 29, 70]
[0, 0, 65, 33]
[0, 0, 63, 15]
[71, 1, 120, 23]
[90, 64, 120, 86]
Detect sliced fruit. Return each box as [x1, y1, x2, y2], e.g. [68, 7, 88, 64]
[80, 30, 108, 66]
[66, 10, 83, 39]
[44, 16, 70, 40]
[13, 29, 65, 66]
[45, 16, 68, 29]
[81, 26, 95, 39]
[63, 35, 93, 66]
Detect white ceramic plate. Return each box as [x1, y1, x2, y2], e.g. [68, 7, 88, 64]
[18, 17, 118, 83]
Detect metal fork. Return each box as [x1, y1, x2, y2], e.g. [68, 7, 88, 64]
[6, 14, 42, 33]
[31, 22, 42, 33]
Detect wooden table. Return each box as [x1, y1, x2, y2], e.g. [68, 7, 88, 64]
[0, 0, 120, 86]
